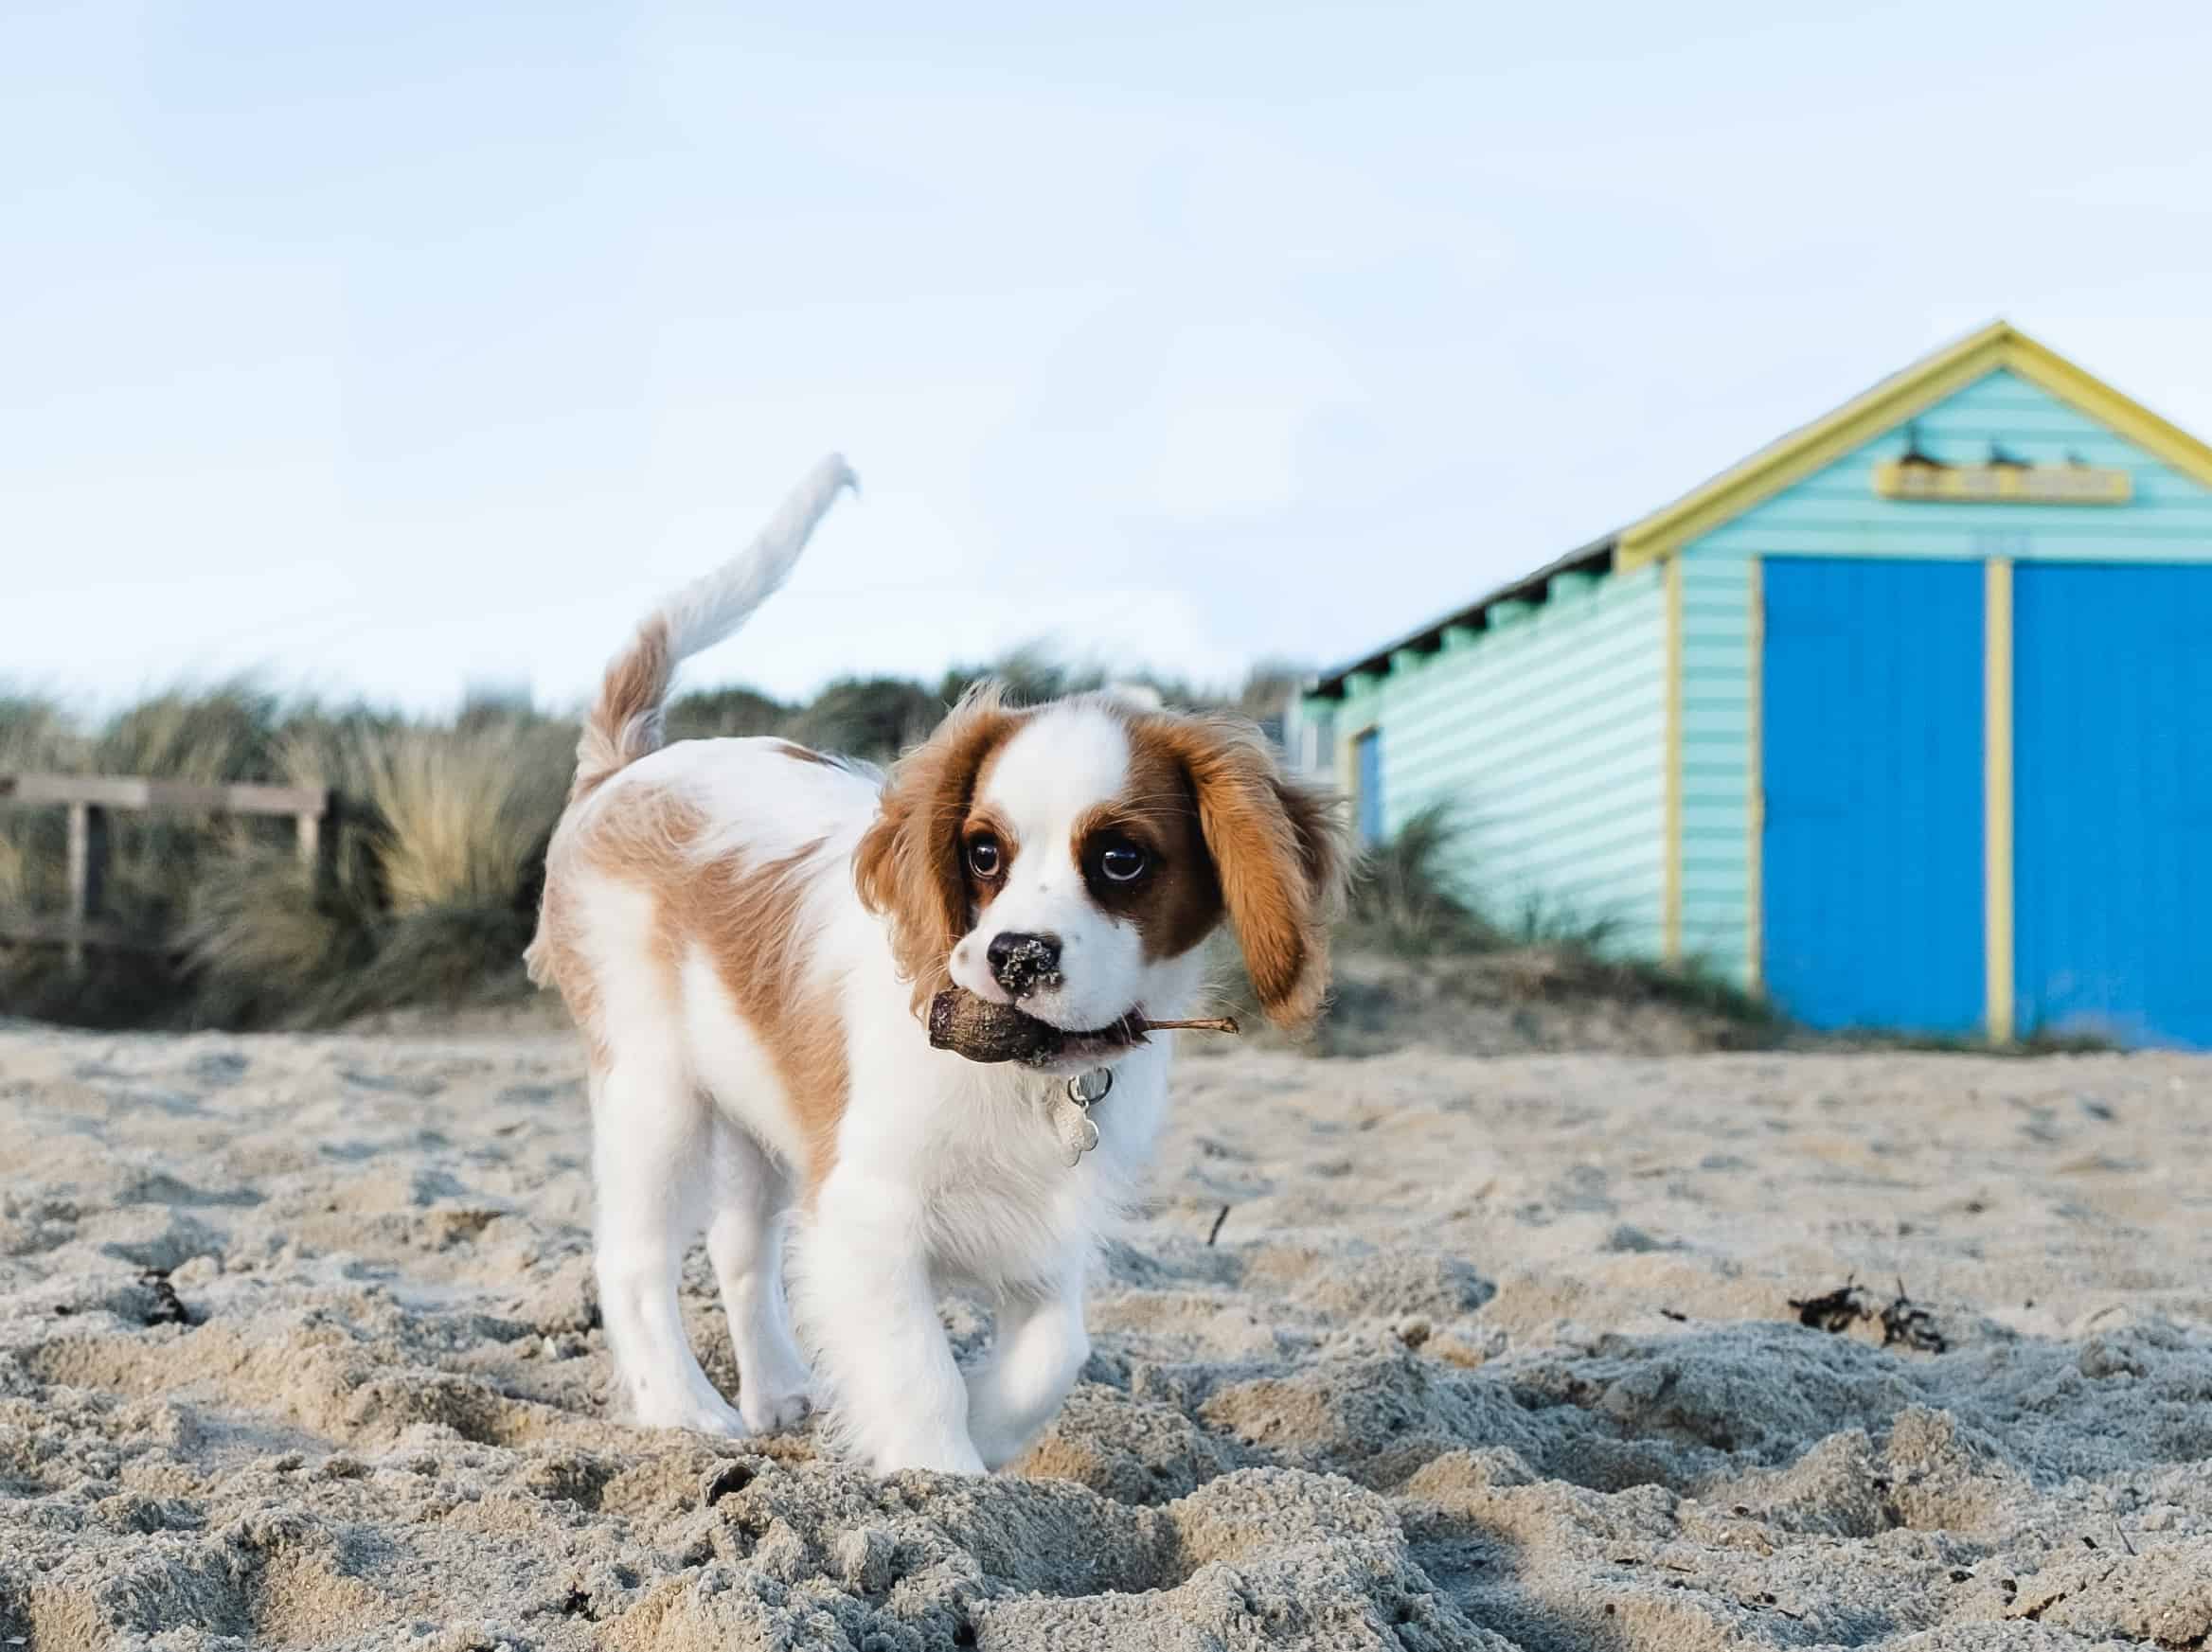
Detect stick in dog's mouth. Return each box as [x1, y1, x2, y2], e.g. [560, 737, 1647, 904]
[926, 987, 1240, 1065]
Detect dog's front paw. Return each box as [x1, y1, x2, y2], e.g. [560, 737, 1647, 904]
[740, 1381, 813, 1434]
[968, 1423, 1037, 1474]
[873, 1437, 988, 1477]
[627, 1387, 749, 1439]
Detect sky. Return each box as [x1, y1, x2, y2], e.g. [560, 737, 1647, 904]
[7, 1, 2212, 716]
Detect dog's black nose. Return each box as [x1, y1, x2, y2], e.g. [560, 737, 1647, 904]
[986, 932, 1062, 998]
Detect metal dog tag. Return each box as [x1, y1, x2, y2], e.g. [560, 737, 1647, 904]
[1051, 1068, 1113, 1166]
[1068, 1068, 1114, 1107]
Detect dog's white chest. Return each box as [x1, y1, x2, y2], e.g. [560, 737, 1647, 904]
[908, 1073, 1152, 1287]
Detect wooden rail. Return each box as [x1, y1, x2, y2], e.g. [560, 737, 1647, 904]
[0, 773, 336, 969]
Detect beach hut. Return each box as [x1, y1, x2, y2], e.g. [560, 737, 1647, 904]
[1304, 323, 2212, 1044]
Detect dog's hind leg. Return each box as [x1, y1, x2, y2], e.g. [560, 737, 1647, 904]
[705, 1116, 814, 1432]
[590, 1057, 745, 1436]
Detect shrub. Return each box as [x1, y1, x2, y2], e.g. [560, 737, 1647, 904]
[784, 677, 940, 763]
[183, 839, 381, 1026]
[93, 682, 280, 784]
[184, 715, 570, 1021]
[343, 719, 570, 915]
[667, 685, 790, 742]
[1342, 802, 1497, 957]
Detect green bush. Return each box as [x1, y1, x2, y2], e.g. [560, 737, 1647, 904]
[784, 677, 941, 763]
[667, 685, 790, 742]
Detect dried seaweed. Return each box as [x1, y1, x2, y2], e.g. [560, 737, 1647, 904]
[1787, 1275, 1947, 1354]
[138, 1270, 189, 1327]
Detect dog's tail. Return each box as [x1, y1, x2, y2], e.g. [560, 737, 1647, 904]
[570, 453, 857, 803]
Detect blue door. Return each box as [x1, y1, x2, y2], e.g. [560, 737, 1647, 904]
[1761, 559, 1985, 1032]
[1354, 729, 1384, 845]
[2014, 563, 2212, 1046]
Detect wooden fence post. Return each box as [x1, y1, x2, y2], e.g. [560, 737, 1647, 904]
[295, 790, 338, 900]
[65, 802, 110, 971]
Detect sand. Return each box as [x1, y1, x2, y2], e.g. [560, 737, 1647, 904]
[3, 1025, 2210, 1651]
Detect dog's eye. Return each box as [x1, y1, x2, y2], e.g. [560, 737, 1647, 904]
[967, 836, 1003, 878]
[1097, 841, 1148, 883]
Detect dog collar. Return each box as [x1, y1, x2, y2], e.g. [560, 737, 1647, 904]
[1048, 1068, 1112, 1166]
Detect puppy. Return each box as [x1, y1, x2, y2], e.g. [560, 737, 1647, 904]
[527, 454, 1349, 1473]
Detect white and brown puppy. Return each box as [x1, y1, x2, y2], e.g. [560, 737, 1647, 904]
[528, 455, 1349, 1474]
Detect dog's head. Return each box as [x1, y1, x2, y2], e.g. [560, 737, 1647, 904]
[854, 687, 1351, 1058]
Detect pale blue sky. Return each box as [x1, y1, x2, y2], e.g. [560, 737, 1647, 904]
[7, 2, 2211, 714]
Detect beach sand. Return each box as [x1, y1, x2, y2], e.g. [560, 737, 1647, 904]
[4, 1024, 2210, 1649]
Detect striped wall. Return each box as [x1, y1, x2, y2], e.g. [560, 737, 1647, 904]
[1338, 563, 1667, 955]
[1677, 551, 1757, 981]
[1678, 364, 2212, 987]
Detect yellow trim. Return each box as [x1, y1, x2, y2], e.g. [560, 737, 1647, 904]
[1340, 719, 1380, 840]
[1745, 557, 1763, 993]
[2003, 329, 2212, 488]
[1615, 322, 2212, 571]
[1662, 555, 1683, 963]
[1984, 558, 2015, 1043]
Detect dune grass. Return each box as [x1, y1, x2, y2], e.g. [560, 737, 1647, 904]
[0, 687, 572, 1028]
[173, 716, 575, 1025]
[1340, 801, 1500, 958]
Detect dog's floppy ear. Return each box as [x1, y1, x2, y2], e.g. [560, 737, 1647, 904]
[1147, 713, 1353, 1031]
[854, 684, 1021, 1014]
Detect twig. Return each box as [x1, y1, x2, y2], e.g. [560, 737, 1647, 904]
[1206, 1205, 1231, 1246]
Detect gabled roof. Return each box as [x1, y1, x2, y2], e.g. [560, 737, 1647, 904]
[1309, 321, 2212, 701]
[1614, 319, 2212, 569]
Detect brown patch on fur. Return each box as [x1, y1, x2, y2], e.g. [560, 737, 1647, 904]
[1124, 711, 1353, 1030]
[677, 834, 848, 1189]
[569, 616, 673, 803]
[529, 787, 851, 1192]
[525, 873, 604, 1066]
[853, 686, 1028, 1014]
[774, 740, 836, 768]
[1070, 736, 1222, 964]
